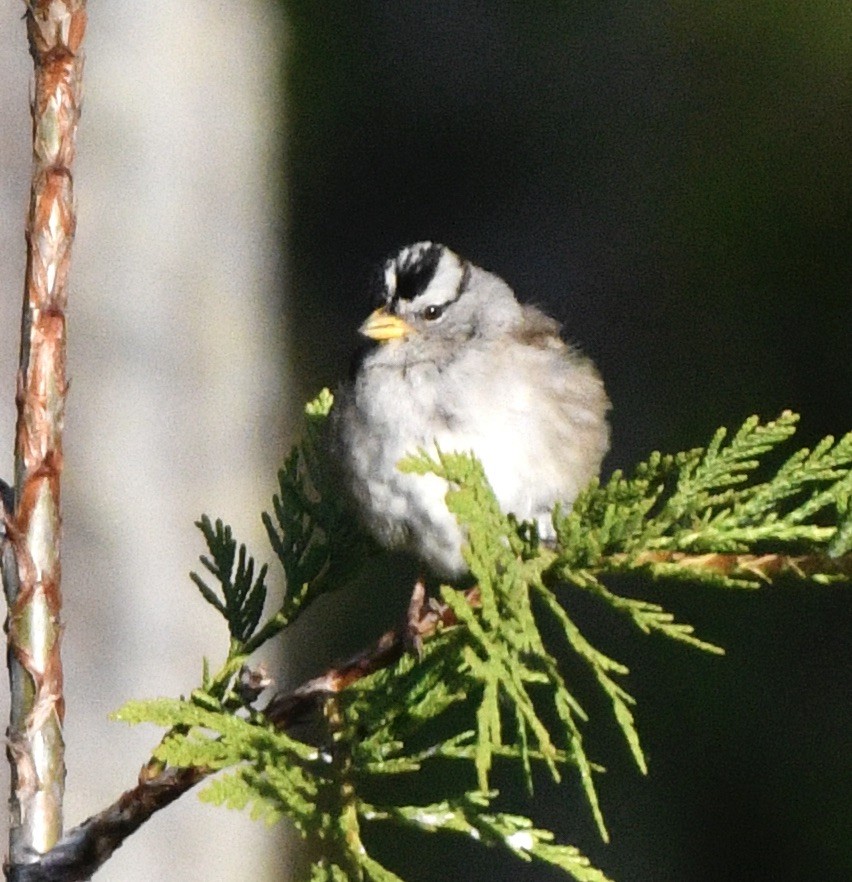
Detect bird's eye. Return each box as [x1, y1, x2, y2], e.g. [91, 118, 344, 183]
[422, 304, 444, 321]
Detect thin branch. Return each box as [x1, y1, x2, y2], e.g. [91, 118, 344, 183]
[7, 585, 475, 882]
[3, 1, 87, 870]
[264, 581, 476, 725]
[616, 550, 852, 582]
[5, 766, 207, 882]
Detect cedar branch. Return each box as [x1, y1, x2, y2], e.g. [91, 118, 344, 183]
[3, 585, 472, 881]
[1, 532, 852, 882]
[3, 545, 846, 880]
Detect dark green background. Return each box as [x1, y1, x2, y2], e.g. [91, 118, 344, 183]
[280, 4, 851, 880]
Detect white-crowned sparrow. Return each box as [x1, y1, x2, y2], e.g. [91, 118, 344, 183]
[332, 242, 610, 579]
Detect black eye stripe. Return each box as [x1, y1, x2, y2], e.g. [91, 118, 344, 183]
[419, 260, 471, 320]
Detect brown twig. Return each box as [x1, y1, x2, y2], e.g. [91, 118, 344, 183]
[616, 550, 852, 582]
[5, 585, 473, 881]
[264, 580, 475, 725]
[3, 2, 87, 873]
[5, 766, 207, 882]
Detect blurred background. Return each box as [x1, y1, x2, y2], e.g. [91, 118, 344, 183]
[1, 2, 850, 880]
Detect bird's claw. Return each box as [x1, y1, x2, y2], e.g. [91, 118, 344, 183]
[405, 578, 446, 657]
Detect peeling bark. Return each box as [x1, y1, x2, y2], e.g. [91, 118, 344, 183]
[4, 1, 87, 869]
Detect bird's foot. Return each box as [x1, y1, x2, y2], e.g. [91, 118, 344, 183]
[405, 578, 447, 657]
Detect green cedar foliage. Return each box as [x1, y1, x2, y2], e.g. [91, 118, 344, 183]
[115, 395, 851, 882]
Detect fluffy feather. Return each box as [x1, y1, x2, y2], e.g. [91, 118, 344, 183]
[332, 243, 610, 578]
